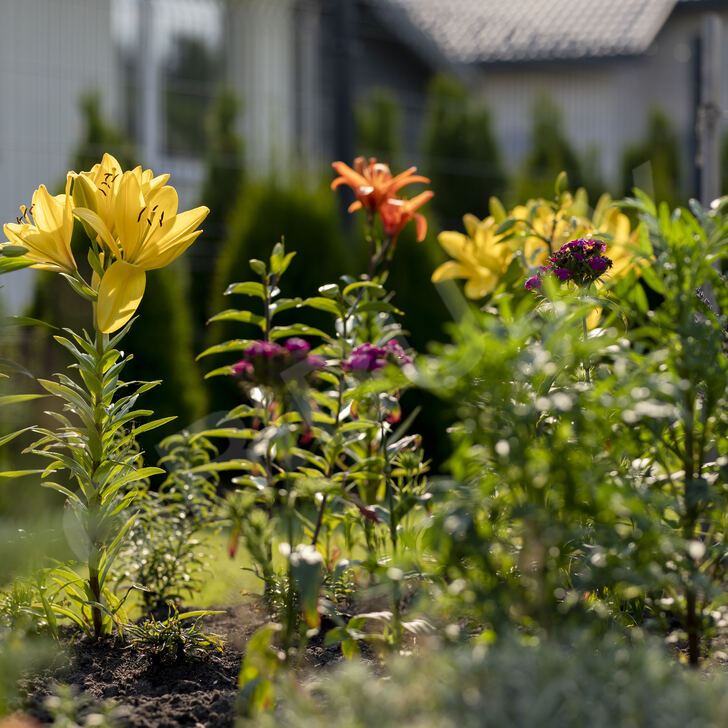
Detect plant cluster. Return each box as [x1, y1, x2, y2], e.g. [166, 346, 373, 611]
[0, 144, 727, 728]
[115, 432, 219, 614]
[125, 606, 223, 665]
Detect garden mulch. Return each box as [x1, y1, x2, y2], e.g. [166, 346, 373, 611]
[21, 597, 345, 727]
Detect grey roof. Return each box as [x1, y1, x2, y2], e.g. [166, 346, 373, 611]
[382, 0, 681, 64]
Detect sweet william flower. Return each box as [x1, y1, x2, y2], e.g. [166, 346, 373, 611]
[232, 338, 324, 386]
[344, 341, 412, 374]
[75, 169, 209, 333]
[331, 157, 429, 214]
[2, 175, 76, 273]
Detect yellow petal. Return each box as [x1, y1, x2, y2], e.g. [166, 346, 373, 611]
[96, 260, 147, 333]
[114, 171, 146, 261]
[72, 174, 100, 213]
[135, 206, 209, 269]
[139, 229, 203, 270]
[586, 306, 602, 331]
[464, 272, 497, 299]
[73, 207, 121, 258]
[437, 231, 469, 261]
[32, 184, 66, 233]
[432, 261, 471, 283]
[462, 214, 481, 239]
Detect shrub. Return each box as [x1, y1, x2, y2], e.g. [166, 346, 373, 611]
[621, 109, 683, 206]
[190, 89, 246, 335]
[205, 182, 352, 412]
[121, 267, 207, 448]
[254, 637, 728, 727]
[356, 88, 403, 165]
[422, 75, 507, 224]
[512, 96, 587, 202]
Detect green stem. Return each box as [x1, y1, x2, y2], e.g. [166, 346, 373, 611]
[89, 329, 108, 639]
[581, 315, 591, 385]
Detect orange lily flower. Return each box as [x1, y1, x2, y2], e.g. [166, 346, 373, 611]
[379, 191, 434, 242]
[331, 157, 430, 214]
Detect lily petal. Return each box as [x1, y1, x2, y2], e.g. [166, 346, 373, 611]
[73, 207, 121, 258]
[96, 260, 146, 333]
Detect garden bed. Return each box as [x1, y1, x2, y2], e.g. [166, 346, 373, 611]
[21, 599, 346, 727]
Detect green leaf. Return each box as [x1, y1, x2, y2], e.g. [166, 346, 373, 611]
[269, 297, 302, 315]
[0, 393, 47, 408]
[319, 284, 340, 298]
[208, 310, 265, 328]
[342, 281, 384, 297]
[196, 339, 254, 360]
[130, 416, 177, 436]
[0, 470, 43, 479]
[302, 297, 342, 316]
[554, 170, 569, 196]
[191, 428, 258, 441]
[204, 365, 235, 379]
[495, 218, 517, 235]
[0, 426, 34, 448]
[225, 281, 265, 298]
[0, 256, 34, 274]
[269, 324, 328, 341]
[270, 248, 296, 276]
[249, 259, 266, 276]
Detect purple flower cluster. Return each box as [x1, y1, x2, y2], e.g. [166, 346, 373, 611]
[344, 341, 412, 374]
[232, 338, 324, 386]
[525, 238, 613, 291]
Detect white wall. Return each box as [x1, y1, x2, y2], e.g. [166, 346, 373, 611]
[226, 0, 296, 178]
[478, 8, 728, 194]
[0, 0, 119, 314]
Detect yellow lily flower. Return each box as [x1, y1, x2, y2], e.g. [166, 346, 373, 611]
[592, 194, 645, 279]
[72, 154, 170, 250]
[432, 214, 512, 299]
[2, 174, 76, 273]
[75, 169, 209, 333]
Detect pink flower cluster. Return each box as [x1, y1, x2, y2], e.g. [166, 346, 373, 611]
[344, 341, 412, 374]
[232, 338, 324, 386]
[525, 238, 613, 291]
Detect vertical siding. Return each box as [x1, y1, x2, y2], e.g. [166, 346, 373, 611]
[227, 0, 296, 178]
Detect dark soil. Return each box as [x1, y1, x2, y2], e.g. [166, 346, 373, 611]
[21, 598, 348, 727]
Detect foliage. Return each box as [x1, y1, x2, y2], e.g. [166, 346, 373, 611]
[115, 432, 219, 614]
[422, 75, 507, 224]
[42, 683, 126, 727]
[191, 89, 246, 334]
[512, 96, 588, 202]
[206, 182, 352, 412]
[422, 190, 728, 664]
[163, 34, 219, 158]
[356, 88, 403, 165]
[29, 99, 204, 451]
[70, 92, 135, 173]
[126, 606, 223, 664]
[621, 109, 683, 206]
[250, 637, 728, 728]
[433, 173, 651, 330]
[121, 267, 207, 447]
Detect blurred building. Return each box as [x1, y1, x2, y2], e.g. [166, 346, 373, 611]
[0, 0, 726, 313]
[378, 0, 728, 191]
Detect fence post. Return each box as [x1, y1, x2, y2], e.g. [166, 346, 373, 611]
[697, 13, 722, 207]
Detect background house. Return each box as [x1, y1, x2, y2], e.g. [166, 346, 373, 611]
[0, 0, 726, 315]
